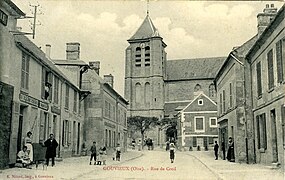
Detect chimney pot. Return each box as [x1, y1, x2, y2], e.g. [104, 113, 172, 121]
[46, 44, 51, 58]
[89, 61, 100, 75]
[66, 42, 80, 60]
[104, 74, 114, 88]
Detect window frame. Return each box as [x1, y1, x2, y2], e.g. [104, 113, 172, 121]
[209, 117, 218, 128]
[194, 116, 205, 133]
[21, 52, 30, 90]
[198, 99, 203, 106]
[267, 49, 274, 90]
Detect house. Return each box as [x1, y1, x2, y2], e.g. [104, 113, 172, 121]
[0, 0, 85, 167]
[176, 92, 218, 151]
[246, 4, 284, 167]
[214, 4, 278, 163]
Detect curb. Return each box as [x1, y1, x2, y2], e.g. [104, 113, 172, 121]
[71, 152, 144, 180]
[186, 153, 225, 180]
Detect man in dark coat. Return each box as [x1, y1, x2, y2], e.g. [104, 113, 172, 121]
[214, 141, 219, 160]
[44, 134, 58, 166]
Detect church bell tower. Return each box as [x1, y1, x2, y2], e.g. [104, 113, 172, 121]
[124, 14, 167, 119]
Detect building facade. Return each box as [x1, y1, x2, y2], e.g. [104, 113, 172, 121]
[82, 62, 128, 152]
[0, 0, 85, 168]
[246, 4, 284, 167]
[176, 92, 218, 151]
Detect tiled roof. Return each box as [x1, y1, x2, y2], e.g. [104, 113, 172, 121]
[166, 57, 226, 80]
[164, 101, 191, 116]
[128, 15, 161, 41]
[53, 59, 88, 66]
[14, 35, 79, 90]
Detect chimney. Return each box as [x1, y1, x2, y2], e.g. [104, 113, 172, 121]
[104, 74, 114, 88]
[89, 61, 100, 75]
[46, 44, 51, 58]
[66, 42, 80, 60]
[257, 4, 277, 37]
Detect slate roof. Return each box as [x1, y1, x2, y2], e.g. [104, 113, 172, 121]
[14, 35, 80, 90]
[164, 101, 191, 116]
[128, 15, 161, 41]
[166, 57, 226, 81]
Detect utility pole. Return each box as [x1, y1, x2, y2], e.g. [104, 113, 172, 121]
[10, 2, 42, 39]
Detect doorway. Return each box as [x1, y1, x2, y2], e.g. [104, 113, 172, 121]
[17, 106, 26, 153]
[271, 109, 278, 163]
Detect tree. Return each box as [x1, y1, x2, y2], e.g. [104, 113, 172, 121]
[127, 116, 159, 148]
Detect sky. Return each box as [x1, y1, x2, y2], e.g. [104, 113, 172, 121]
[12, 0, 285, 96]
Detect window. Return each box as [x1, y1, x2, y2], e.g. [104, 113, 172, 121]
[135, 83, 141, 104]
[193, 137, 197, 147]
[74, 91, 77, 112]
[229, 83, 232, 108]
[54, 76, 59, 104]
[256, 62, 262, 97]
[0, 9, 8, 26]
[198, 99, 203, 105]
[144, 82, 150, 106]
[209, 117, 217, 128]
[145, 46, 150, 66]
[65, 85, 69, 109]
[62, 120, 70, 146]
[276, 40, 284, 83]
[135, 47, 141, 67]
[256, 113, 267, 150]
[21, 52, 30, 90]
[219, 94, 222, 115]
[39, 111, 48, 143]
[208, 137, 214, 145]
[104, 100, 111, 118]
[194, 116, 205, 132]
[209, 84, 216, 98]
[41, 68, 53, 100]
[267, 49, 274, 90]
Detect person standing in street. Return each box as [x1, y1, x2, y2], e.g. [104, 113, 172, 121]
[169, 143, 176, 163]
[214, 141, 219, 160]
[227, 137, 235, 162]
[44, 134, 58, 167]
[24, 131, 33, 163]
[89, 141, 97, 165]
[116, 143, 121, 161]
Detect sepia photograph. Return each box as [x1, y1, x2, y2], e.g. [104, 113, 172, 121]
[0, 0, 284, 179]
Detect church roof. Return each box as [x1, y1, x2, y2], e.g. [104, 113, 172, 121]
[164, 101, 191, 117]
[165, 57, 226, 81]
[128, 15, 161, 41]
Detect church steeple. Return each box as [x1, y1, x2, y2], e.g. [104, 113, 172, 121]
[128, 15, 161, 41]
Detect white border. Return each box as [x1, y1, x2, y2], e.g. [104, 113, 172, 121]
[209, 117, 217, 128]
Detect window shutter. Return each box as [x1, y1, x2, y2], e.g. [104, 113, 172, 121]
[256, 115, 260, 149]
[39, 111, 45, 143]
[267, 50, 274, 89]
[263, 114, 267, 150]
[256, 62, 262, 96]
[42, 68, 46, 99]
[68, 121, 71, 145]
[276, 40, 284, 83]
[49, 74, 53, 102]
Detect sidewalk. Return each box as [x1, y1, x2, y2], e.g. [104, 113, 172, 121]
[186, 151, 284, 180]
[0, 149, 143, 180]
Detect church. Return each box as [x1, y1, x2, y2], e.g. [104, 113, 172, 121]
[124, 14, 225, 147]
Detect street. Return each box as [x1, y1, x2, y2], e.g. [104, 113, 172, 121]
[77, 150, 217, 180]
[0, 149, 284, 180]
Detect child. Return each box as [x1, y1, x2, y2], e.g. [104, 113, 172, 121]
[116, 143, 121, 161]
[169, 143, 176, 163]
[17, 146, 31, 169]
[89, 141, 97, 165]
[101, 147, 107, 165]
[97, 147, 103, 165]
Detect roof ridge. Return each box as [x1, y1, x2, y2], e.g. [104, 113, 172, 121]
[167, 56, 226, 62]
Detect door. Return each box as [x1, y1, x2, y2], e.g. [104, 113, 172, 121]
[271, 109, 278, 163]
[17, 106, 25, 153]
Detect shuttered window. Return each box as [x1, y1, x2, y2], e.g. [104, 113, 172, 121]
[53, 77, 59, 104]
[229, 83, 232, 108]
[276, 40, 284, 83]
[74, 91, 77, 112]
[256, 62, 262, 97]
[65, 85, 69, 109]
[256, 113, 267, 150]
[21, 52, 30, 90]
[267, 49, 274, 90]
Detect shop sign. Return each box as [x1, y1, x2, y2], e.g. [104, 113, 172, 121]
[51, 106, 61, 115]
[104, 121, 116, 129]
[19, 93, 38, 107]
[38, 101, 49, 111]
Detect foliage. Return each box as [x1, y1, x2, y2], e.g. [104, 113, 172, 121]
[127, 116, 159, 136]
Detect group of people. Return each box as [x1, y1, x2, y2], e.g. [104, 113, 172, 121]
[214, 137, 235, 162]
[89, 142, 121, 165]
[145, 138, 154, 150]
[17, 132, 58, 169]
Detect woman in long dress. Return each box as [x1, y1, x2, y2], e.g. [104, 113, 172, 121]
[24, 131, 33, 162]
[169, 143, 176, 163]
